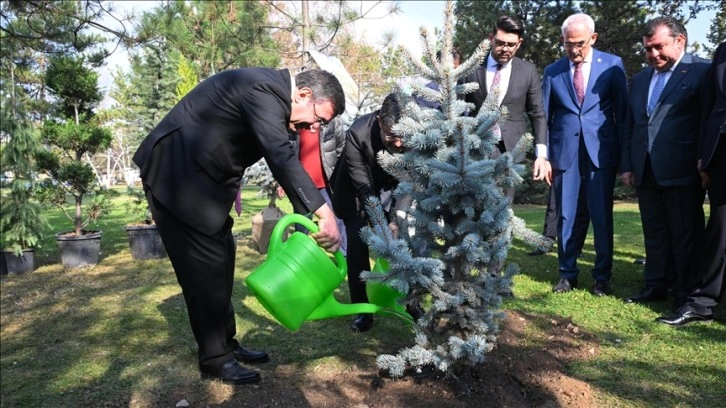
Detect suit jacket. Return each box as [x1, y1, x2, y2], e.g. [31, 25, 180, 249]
[621, 53, 711, 187]
[465, 56, 548, 151]
[132, 68, 325, 236]
[700, 42, 726, 171]
[542, 49, 628, 171]
[331, 111, 402, 221]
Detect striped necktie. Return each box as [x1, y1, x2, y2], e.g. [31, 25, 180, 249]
[647, 71, 667, 116]
[573, 62, 584, 105]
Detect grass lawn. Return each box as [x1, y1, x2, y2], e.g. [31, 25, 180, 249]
[1, 187, 724, 407]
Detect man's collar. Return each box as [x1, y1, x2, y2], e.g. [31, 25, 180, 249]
[570, 49, 594, 66]
[487, 54, 512, 68]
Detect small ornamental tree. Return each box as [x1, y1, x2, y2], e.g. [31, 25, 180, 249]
[243, 159, 281, 207]
[35, 55, 114, 236]
[0, 117, 48, 256]
[362, 1, 548, 376]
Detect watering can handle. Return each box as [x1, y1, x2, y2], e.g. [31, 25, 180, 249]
[268, 214, 346, 278]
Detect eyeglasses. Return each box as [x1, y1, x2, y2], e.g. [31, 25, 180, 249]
[313, 103, 329, 128]
[493, 38, 520, 49]
[382, 128, 403, 142]
[563, 38, 591, 50]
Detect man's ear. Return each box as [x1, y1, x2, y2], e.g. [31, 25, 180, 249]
[294, 87, 313, 103]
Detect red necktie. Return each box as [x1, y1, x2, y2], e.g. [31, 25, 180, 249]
[573, 62, 584, 105]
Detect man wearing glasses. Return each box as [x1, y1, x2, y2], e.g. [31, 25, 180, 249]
[331, 93, 409, 332]
[542, 13, 628, 297]
[133, 68, 345, 385]
[465, 15, 549, 196]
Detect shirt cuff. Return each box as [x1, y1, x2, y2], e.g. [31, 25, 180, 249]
[535, 144, 548, 160]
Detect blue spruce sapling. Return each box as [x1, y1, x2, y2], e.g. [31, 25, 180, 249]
[362, 1, 549, 377]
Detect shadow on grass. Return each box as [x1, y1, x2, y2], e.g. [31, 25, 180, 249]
[3, 201, 723, 407]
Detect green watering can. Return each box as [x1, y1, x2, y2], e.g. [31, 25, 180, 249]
[245, 214, 412, 331]
[367, 258, 411, 319]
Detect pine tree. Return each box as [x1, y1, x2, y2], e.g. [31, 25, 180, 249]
[363, 1, 547, 377]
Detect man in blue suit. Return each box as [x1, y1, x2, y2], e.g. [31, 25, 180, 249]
[621, 17, 709, 310]
[542, 13, 628, 296]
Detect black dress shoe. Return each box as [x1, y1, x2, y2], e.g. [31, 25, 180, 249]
[405, 304, 424, 321]
[200, 359, 260, 385]
[592, 280, 612, 297]
[351, 314, 374, 332]
[552, 278, 578, 293]
[625, 287, 667, 304]
[498, 288, 514, 298]
[233, 346, 269, 364]
[656, 307, 713, 326]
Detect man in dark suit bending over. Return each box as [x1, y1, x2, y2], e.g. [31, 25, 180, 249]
[133, 69, 345, 385]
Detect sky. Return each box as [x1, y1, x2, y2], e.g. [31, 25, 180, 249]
[98, 0, 717, 95]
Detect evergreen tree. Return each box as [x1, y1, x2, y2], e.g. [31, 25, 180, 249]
[176, 54, 198, 102]
[36, 54, 114, 236]
[366, 1, 546, 377]
[453, 0, 715, 78]
[134, 1, 280, 78]
[706, 1, 726, 54]
[0, 107, 48, 255]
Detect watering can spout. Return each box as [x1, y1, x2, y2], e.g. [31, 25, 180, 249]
[306, 295, 382, 320]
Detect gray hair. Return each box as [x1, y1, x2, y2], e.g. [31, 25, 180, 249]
[561, 13, 595, 36]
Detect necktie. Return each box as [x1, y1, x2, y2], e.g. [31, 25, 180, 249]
[573, 62, 584, 105]
[490, 63, 503, 96]
[489, 63, 503, 140]
[647, 71, 667, 116]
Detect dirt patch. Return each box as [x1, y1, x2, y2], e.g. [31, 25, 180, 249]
[190, 310, 598, 408]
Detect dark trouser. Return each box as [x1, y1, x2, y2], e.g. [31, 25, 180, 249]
[636, 156, 706, 301]
[686, 138, 726, 314]
[343, 216, 371, 304]
[147, 192, 239, 370]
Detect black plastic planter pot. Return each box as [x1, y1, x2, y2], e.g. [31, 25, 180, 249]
[0, 249, 35, 275]
[56, 230, 102, 269]
[125, 225, 167, 260]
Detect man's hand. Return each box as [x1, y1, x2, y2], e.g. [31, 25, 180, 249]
[700, 171, 711, 190]
[276, 185, 286, 198]
[388, 221, 399, 239]
[533, 157, 552, 185]
[620, 171, 635, 188]
[312, 204, 341, 253]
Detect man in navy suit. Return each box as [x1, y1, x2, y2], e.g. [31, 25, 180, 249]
[542, 13, 628, 296]
[657, 41, 726, 325]
[133, 68, 345, 385]
[621, 17, 709, 310]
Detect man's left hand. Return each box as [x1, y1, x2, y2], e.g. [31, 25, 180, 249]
[533, 157, 552, 185]
[311, 204, 341, 253]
